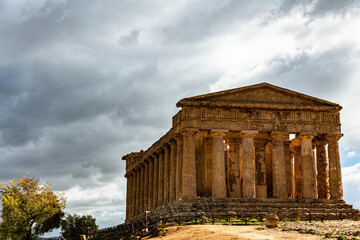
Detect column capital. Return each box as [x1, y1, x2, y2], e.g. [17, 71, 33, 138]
[290, 144, 301, 153]
[325, 133, 343, 142]
[290, 137, 301, 147]
[314, 137, 328, 146]
[180, 128, 199, 137]
[156, 147, 164, 154]
[296, 132, 317, 140]
[271, 131, 289, 140]
[169, 139, 177, 147]
[240, 130, 258, 138]
[210, 129, 228, 138]
[173, 134, 182, 142]
[162, 143, 170, 150]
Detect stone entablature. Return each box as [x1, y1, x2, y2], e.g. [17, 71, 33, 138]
[122, 83, 347, 221]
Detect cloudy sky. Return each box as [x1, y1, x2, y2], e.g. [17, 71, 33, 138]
[1, 0, 360, 233]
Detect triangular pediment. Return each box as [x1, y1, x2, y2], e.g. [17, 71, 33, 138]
[177, 83, 341, 110]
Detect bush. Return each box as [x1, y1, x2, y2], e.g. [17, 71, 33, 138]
[338, 233, 345, 240]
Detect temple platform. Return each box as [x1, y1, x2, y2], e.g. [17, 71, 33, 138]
[131, 197, 359, 222]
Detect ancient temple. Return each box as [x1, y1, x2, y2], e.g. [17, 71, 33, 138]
[123, 83, 358, 222]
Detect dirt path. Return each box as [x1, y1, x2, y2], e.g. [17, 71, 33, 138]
[143, 224, 325, 240]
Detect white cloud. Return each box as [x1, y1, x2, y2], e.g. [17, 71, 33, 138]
[343, 163, 360, 209]
[347, 151, 358, 158]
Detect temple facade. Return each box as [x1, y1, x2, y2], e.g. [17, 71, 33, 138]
[123, 83, 351, 221]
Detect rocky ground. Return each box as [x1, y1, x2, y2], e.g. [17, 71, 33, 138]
[92, 220, 360, 239]
[278, 220, 360, 238]
[142, 220, 360, 239]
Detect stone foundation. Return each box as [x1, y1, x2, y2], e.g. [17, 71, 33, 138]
[129, 197, 359, 222]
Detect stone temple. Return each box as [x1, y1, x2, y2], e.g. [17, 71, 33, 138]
[123, 83, 359, 222]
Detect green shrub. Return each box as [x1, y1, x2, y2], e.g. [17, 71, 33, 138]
[338, 233, 345, 240]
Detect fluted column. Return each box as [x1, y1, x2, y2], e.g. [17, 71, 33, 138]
[314, 137, 330, 199]
[136, 167, 141, 215]
[265, 142, 273, 198]
[153, 154, 159, 208]
[254, 140, 267, 198]
[211, 129, 228, 198]
[290, 143, 302, 199]
[298, 132, 317, 199]
[144, 161, 149, 210]
[163, 144, 170, 204]
[228, 139, 242, 198]
[174, 135, 183, 199]
[180, 128, 198, 197]
[148, 157, 154, 210]
[139, 165, 144, 214]
[325, 133, 343, 199]
[284, 140, 294, 198]
[126, 173, 132, 220]
[271, 131, 289, 198]
[240, 130, 258, 198]
[157, 149, 164, 206]
[169, 140, 177, 202]
[131, 170, 136, 217]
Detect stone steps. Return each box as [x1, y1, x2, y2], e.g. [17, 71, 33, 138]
[131, 198, 359, 222]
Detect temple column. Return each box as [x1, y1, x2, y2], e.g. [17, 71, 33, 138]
[325, 133, 343, 199]
[169, 140, 177, 202]
[228, 139, 242, 198]
[136, 167, 141, 215]
[153, 154, 159, 208]
[271, 131, 289, 198]
[139, 165, 144, 214]
[174, 135, 183, 199]
[210, 129, 228, 198]
[126, 173, 132, 220]
[148, 157, 154, 210]
[163, 144, 170, 204]
[284, 140, 294, 198]
[204, 137, 213, 197]
[131, 170, 136, 217]
[254, 140, 267, 198]
[144, 161, 149, 210]
[314, 137, 330, 199]
[265, 142, 273, 198]
[298, 132, 318, 199]
[240, 130, 258, 198]
[290, 142, 302, 199]
[180, 128, 198, 197]
[157, 149, 164, 206]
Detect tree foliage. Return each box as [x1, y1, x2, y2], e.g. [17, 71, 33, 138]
[61, 214, 98, 240]
[0, 175, 66, 240]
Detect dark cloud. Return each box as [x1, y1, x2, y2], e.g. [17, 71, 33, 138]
[119, 30, 139, 46]
[278, 0, 360, 17]
[162, 0, 278, 43]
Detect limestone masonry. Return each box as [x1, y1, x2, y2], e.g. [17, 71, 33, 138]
[122, 82, 359, 222]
